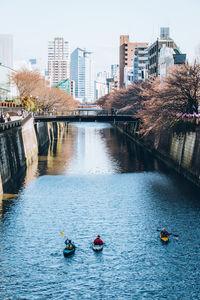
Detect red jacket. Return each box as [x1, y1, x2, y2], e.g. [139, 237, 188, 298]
[161, 230, 170, 236]
[94, 238, 103, 245]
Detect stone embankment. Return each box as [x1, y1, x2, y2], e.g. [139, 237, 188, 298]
[0, 115, 58, 195]
[115, 122, 200, 187]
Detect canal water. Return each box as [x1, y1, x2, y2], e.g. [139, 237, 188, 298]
[0, 123, 200, 299]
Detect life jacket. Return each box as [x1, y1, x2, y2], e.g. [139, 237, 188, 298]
[66, 243, 73, 249]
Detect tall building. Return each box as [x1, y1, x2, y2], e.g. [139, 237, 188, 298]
[148, 27, 183, 78]
[48, 37, 70, 86]
[71, 48, 94, 104]
[133, 45, 149, 82]
[0, 34, 13, 68]
[0, 34, 13, 100]
[119, 35, 148, 88]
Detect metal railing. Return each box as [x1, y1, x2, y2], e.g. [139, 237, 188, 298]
[0, 113, 32, 131]
[34, 109, 117, 117]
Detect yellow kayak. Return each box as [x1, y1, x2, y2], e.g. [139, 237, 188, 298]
[160, 235, 169, 242]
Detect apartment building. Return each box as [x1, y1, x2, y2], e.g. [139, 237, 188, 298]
[119, 35, 148, 88]
[133, 45, 149, 82]
[48, 37, 70, 86]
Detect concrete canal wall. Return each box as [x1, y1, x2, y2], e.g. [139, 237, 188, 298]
[116, 122, 200, 187]
[0, 116, 58, 195]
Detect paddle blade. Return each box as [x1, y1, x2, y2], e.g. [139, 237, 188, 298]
[60, 232, 65, 237]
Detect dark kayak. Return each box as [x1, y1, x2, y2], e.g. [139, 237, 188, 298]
[63, 246, 75, 257]
[92, 243, 103, 251]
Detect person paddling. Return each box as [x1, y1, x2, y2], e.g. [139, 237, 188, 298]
[160, 228, 170, 238]
[94, 235, 103, 245]
[65, 239, 74, 250]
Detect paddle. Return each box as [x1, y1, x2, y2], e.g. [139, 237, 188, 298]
[60, 232, 76, 248]
[60, 231, 67, 238]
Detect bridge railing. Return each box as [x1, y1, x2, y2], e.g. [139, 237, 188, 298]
[34, 109, 114, 117]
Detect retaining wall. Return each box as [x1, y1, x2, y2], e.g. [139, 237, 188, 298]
[0, 117, 58, 195]
[115, 122, 200, 187]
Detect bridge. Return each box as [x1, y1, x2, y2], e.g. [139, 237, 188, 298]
[34, 109, 136, 123]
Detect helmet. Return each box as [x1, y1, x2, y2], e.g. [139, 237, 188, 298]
[68, 240, 71, 243]
[162, 228, 165, 231]
[97, 235, 100, 238]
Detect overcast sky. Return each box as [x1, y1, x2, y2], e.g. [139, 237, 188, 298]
[1, 0, 200, 73]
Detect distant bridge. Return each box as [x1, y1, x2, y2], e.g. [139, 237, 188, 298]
[34, 109, 137, 123]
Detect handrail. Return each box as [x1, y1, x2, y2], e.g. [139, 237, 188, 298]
[34, 110, 119, 117]
[0, 113, 32, 131]
[0, 119, 21, 131]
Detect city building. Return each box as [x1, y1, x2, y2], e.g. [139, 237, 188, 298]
[48, 37, 70, 86]
[71, 80, 75, 98]
[111, 64, 119, 90]
[133, 45, 149, 82]
[71, 48, 94, 103]
[94, 81, 108, 100]
[119, 35, 148, 88]
[148, 27, 184, 78]
[0, 34, 14, 100]
[111, 64, 119, 78]
[123, 67, 134, 88]
[159, 44, 186, 82]
[0, 34, 13, 68]
[94, 72, 108, 100]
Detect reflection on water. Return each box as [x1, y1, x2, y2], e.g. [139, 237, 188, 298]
[37, 122, 157, 176]
[0, 122, 200, 299]
[38, 124, 75, 175]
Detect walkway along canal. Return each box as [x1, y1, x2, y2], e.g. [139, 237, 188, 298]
[0, 122, 200, 299]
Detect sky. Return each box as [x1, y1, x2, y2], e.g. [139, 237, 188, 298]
[0, 0, 200, 73]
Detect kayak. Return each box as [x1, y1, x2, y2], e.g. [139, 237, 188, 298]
[160, 235, 169, 243]
[92, 243, 103, 251]
[63, 247, 75, 257]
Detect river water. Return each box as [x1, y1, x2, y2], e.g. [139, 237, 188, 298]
[0, 123, 200, 299]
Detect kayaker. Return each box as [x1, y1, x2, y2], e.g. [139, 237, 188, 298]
[160, 228, 170, 237]
[65, 239, 74, 250]
[94, 235, 103, 245]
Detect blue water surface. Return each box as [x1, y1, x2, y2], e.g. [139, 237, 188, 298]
[0, 123, 199, 299]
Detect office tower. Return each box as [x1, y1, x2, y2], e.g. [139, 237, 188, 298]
[71, 48, 94, 104]
[48, 37, 70, 86]
[0, 34, 13, 68]
[0, 34, 13, 100]
[119, 35, 147, 88]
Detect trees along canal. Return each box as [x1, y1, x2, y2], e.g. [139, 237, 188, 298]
[96, 62, 200, 137]
[10, 70, 77, 112]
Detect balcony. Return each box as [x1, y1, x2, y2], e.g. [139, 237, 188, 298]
[138, 63, 146, 68]
[138, 50, 148, 55]
[139, 57, 148, 62]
